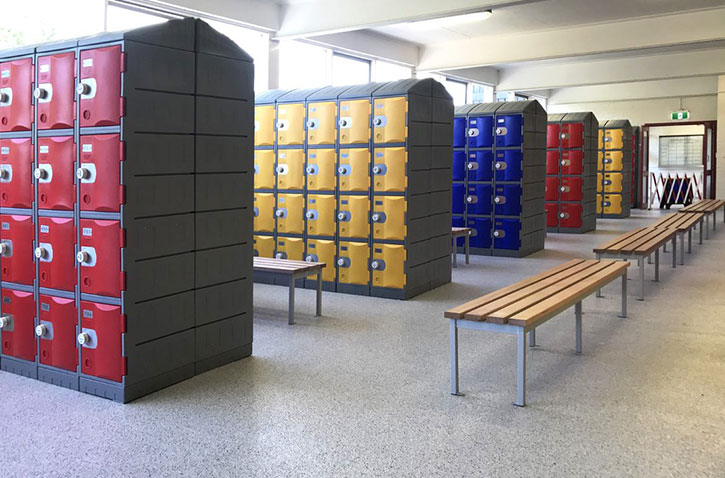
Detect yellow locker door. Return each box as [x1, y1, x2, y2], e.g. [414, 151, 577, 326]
[597, 151, 604, 171]
[604, 173, 623, 193]
[604, 129, 624, 150]
[253, 235, 275, 258]
[339, 99, 370, 145]
[338, 195, 369, 239]
[275, 237, 304, 260]
[276, 194, 304, 234]
[373, 97, 407, 144]
[277, 103, 305, 145]
[307, 101, 336, 145]
[254, 105, 275, 147]
[337, 241, 369, 285]
[277, 149, 304, 190]
[339, 149, 370, 192]
[598, 129, 604, 150]
[603, 194, 623, 215]
[371, 244, 406, 289]
[306, 194, 336, 237]
[254, 150, 275, 189]
[597, 195, 603, 215]
[604, 151, 624, 172]
[254, 193, 275, 233]
[372, 196, 407, 241]
[306, 149, 336, 191]
[306, 239, 336, 282]
[597, 173, 603, 193]
[373, 147, 407, 193]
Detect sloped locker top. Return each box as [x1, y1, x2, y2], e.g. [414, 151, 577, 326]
[454, 104, 478, 117]
[431, 79, 453, 100]
[372, 78, 432, 98]
[277, 87, 324, 103]
[195, 19, 252, 61]
[0, 45, 35, 59]
[36, 39, 78, 53]
[468, 102, 504, 115]
[339, 82, 387, 99]
[78, 17, 196, 51]
[603, 119, 632, 130]
[256, 89, 289, 105]
[307, 85, 356, 101]
[547, 113, 568, 123]
[561, 112, 599, 138]
[493, 100, 545, 116]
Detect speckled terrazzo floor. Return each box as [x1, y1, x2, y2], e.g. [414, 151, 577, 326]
[1, 209, 724, 477]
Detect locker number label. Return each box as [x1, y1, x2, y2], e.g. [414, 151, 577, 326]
[83, 310, 94, 319]
[82, 228, 93, 237]
[40, 225, 49, 233]
[82, 144, 93, 153]
[82, 59, 94, 68]
[39, 145, 49, 154]
[39, 64, 50, 73]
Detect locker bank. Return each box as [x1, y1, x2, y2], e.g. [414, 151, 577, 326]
[597, 120, 633, 218]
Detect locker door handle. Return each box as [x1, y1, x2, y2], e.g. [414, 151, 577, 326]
[34, 167, 50, 181]
[306, 165, 317, 174]
[306, 255, 318, 263]
[0, 315, 11, 329]
[604, 180, 612, 185]
[306, 119, 318, 129]
[33, 87, 50, 100]
[337, 212, 350, 222]
[496, 127, 508, 136]
[0, 166, 9, 181]
[466, 196, 476, 204]
[560, 186, 570, 193]
[275, 209, 287, 218]
[306, 211, 317, 219]
[467, 128, 479, 138]
[337, 166, 350, 176]
[77, 167, 92, 180]
[0, 92, 9, 104]
[338, 118, 350, 128]
[495, 162, 506, 170]
[76, 251, 90, 264]
[34, 246, 48, 260]
[0, 242, 9, 256]
[494, 196, 506, 204]
[370, 259, 386, 271]
[35, 324, 47, 337]
[372, 165, 384, 175]
[559, 213, 570, 219]
[373, 116, 385, 127]
[76, 82, 92, 96]
[275, 253, 287, 260]
[276, 120, 288, 130]
[467, 162, 478, 171]
[371, 212, 386, 223]
[77, 332, 93, 346]
[561, 160, 570, 166]
[337, 257, 350, 267]
[493, 230, 505, 238]
[253, 207, 259, 217]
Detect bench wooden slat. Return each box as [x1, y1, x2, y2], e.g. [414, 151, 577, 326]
[592, 228, 644, 251]
[253, 257, 326, 275]
[594, 227, 675, 255]
[596, 228, 656, 253]
[632, 229, 677, 254]
[680, 199, 725, 213]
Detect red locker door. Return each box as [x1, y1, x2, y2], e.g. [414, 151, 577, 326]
[0, 58, 33, 132]
[78, 219, 124, 298]
[36, 52, 75, 130]
[560, 203, 583, 229]
[561, 123, 584, 149]
[37, 136, 75, 210]
[78, 46, 123, 127]
[0, 289, 35, 361]
[37, 217, 76, 292]
[79, 301, 126, 383]
[560, 177, 583, 202]
[545, 177, 559, 202]
[0, 138, 34, 208]
[78, 134, 123, 212]
[546, 151, 559, 175]
[0, 214, 34, 285]
[561, 150, 583, 175]
[545, 203, 559, 228]
[37, 295, 78, 372]
[546, 124, 560, 149]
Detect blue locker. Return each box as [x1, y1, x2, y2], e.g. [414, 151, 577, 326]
[495, 114, 523, 147]
[494, 185, 522, 216]
[453, 117, 467, 148]
[467, 184, 492, 215]
[452, 216, 465, 228]
[493, 219, 521, 250]
[452, 151, 466, 181]
[468, 151, 493, 182]
[468, 218, 492, 249]
[452, 184, 465, 214]
[494, 150, 523, 182]
[467, 116, 493, 148]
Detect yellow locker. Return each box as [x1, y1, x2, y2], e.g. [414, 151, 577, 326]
[254, 193, 275, 233]
[306, 239, 336, 282]
[275, 236, 304, 261]
[306, 194, 336, 237]
[372, 147, 407, 192]
[338, 195, 369, 239]
[603, 151, 624, 171]
[603, 194, 623, 215]
[603, 173, 624, 193]
[373, 97, 407, 144]
[254, 105, 275, 147]
[597, 173, 604, 193]
[253, 235, 275, 258]
[598, 130, 604, 150]
[597, 195, 603, 215]
[597, 152, 604, 171]
[371, 244, 406, 289]
[276, 193, 304, 234]
[339, 99, 370, 145]
[254, 150, 275, 189]
[306, 149, 336, 191]
[307, 101, 336, 145]
[277, 149, 304, 190]
[277, 103, 305, 145]
[339, 149, 370, 192]
[337, 241, 369, 285]
[372, 196, 407, 241]
[604, 129, 625, 150]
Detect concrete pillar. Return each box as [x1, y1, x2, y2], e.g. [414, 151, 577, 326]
[718, 76, 725, 198]
[268, 39, 281, 90]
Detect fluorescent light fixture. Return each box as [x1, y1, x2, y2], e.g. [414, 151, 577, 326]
[407, 9, 492, 30]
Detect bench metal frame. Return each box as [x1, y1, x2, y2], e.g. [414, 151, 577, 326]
[451, 227, 472, 268]
[254, 259, 324, 325]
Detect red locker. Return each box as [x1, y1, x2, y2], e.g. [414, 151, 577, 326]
[559, 203, 583, 229]
[79, 301, 126, 383]
[36, 52, 75, 130]
[560, 150, 583, 175]
[0, 58, 33, 132]
[545, 203, 558, 228]
[560, 177, 583, 202]
[78, 46, 123, 127]
[545, 177, 558, 202]
[37, 136, 75, 210]
[37, 217, 76, 292]
[78, 219, 124, 298]
[37, 295, 78, 372]
[0, 137, 34, 208]
[560, 123, 583, 149]
[78, 134, 123, 212]
[546, 124, 560, 149]
[0, 214, 34, 285]
[546, 151, 559, 175]
[0, 289, 35, 362]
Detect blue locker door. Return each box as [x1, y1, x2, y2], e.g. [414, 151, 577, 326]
[494, 185, 522, 216]
[494, 150, 523, 181]
[467, 184, 492, 215]
[468, 151, 493, 182]
[467, 116, 493, 148]
[453, 117, 467, 148]
[468, 218, 492, 249]
[452, 151, 466, 181]
[452, 184, 465, 214]
[493, 219, 521, 250]
[495, 114, 523, 147]
[452, 216, 465, 228]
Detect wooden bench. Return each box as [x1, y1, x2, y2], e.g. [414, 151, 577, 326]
[648, 212, 705, 265]
[253, 257, 325, 325]
[679, 199, 725, 239]
[451, 227, 472, 268]
[594, 227, 677, 301]
[445, 259, 629, 407]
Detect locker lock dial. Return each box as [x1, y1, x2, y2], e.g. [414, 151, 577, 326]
[35, 324, 47, 337]
[305, 211, 315, 219]
[34, 247, 48, 259]
[33, 87, 49, 100]
[0, 92, 8, 103]
[76, 82, 92, 95]
[494, 196, 506, 204]
[338, 119, 349, 127]
[275, 209, 286, 218]
[77, 332, 91, 346]
[560, 213, 570, 219]
[373, 117, 384, 127]
[372, 166, 382, 175]
[0, 315, 10, 329]
[0, 169, 8, 180]
[306, 119, 317, 128]
[305, 166, 316, 174]
[77, 167, 91, 180]
[34, 168, 49, 180]
[0, 243, 9, 255]
[337, 212, 347, 221]
[76, 251, 90, 264]
[560, 186, 570, 192]
[495, 162, 506, 170]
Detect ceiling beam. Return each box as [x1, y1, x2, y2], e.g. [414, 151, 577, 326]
[549, 77, 719, 105]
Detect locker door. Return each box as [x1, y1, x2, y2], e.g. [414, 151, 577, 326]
[276, 149, 304, 190]
[545, 177, 559, 202]
[0, 289, 35, 361]
[495, 115, 523, 147]
[79, 301, 125, 383]
[306, 239, 336, 282]
[307, 101, 337, 145]
[337, 242, 369, 285]
[604, 151, 624, 171]
[0, 58, 33, 132]
[36, 52, 75, 130]
[373, 147, 407, 193]
[467, 218, 492, 249]
[37, 295, 78, 372]
[254, 105, 275, 146]
[276, 103, 305, 145]
[597, 152, 603, 171]
[453, 117, 467, 148]
[371, 244, 405, 289]
[561, 150, 583, 175]
[560, 123, 584, 149]
[306, 149, 336, 191]
[254, 149, 275, 190]
[254, 193, 276, 233]
[494, 185, 522, 216]
[275, 237, 304, 261]
[493, 219, 521, 250]
[545, 203, 559, 228]
[253, 235, 275, 258]
[306, 194, 336, 237]
[338, 196, 369, 239]
[78, 134, 123, 212]
[598, 130, 604, 150]
[276, 193, 304, 234]
[559, 203, 583, 229]
[547, 124, 560, 149]
[603, 194, 623, 215]
[0, 214, 34, 285]
[452, 151, 466, 181]
[37, 217, 76, 292]
[468, 151, 493, 182]
[372, 196, 406, 241]
[339, 149, 370, 192]
[604, 173, 624, 193]
[546, 151, 560, 175]
[37, 136, 75, 211]
[604, 129, 624, 150]
[494, 150, 523, 182]
[597, 195, 603, 215]
[78, 46, 122, 127]
[78, 219, 123, 298]
[0, 138, 33, 208]
[373, 97, 407, 144]
[339, 99, 370, 145]
[560, 177, 583, 202]
[467, 116, 493, 148]
[467, 184, 492, 215]
[452, 184, 465, 215]
[597, 173, 604, 194]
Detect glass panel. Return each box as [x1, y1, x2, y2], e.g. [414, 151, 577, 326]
[374, 60, 412, 82]
[445, 80, 467, 106]
[332, 54, 371, 86]
[279, 40, 328, 90]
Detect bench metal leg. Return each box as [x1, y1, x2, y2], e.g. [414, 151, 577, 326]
[638, 257, 645, 301]
[528, 329, 536, 347]
[654, 248, 660, 282]
[648, 254, 652, 265]
[688, 229, 692, 254]
[714, 212, 717, 231]
[288, 276, 296, 325]
[700, 218, 704, 244]
[672, 235, 677, 269]
[575, 301, 583, 354]
[515, 328, 527, 407]
[315, 271, 322, 317]
[596, 253, 603, 298]
[450, 319, 462, 396]
[619, 271, 628, 318]
[465, 234, 470, 265]
[679, 233, 685, 265]
[452, 237, 458, 268]
[706, 215, 710, 239]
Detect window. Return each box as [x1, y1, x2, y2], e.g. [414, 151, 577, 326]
[373, 60, 412, 82]
[468, 83, 494, 104]
[332, 53, 371, 86]
[444, 79, 467, 106]
[279, 40, 328, 90]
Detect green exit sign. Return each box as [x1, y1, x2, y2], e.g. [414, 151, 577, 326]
[671, 110, 690, 120]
